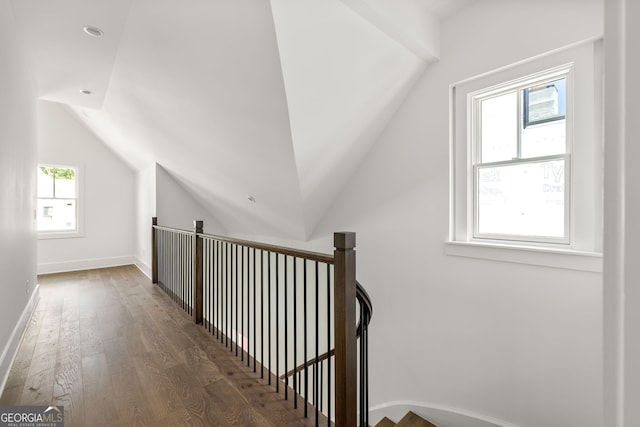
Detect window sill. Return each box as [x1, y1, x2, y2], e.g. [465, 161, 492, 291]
[38, 230, 84, 240]
[445, 240, 602, 273]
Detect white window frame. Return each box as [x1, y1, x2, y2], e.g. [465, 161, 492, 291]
[469, 66, 572, 245]
[37, 163, 85, 239]
[447, 39, 603, 272]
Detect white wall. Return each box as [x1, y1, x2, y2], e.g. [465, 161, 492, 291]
[134, 163, 156, 277]
[603, 0, 640, 426]
[0, 2, 39, 390]
[155, 164, 225, 234]
[37, 101, 135, 274]
[134, 163, 226, 278]
[311, 1, 603, 426]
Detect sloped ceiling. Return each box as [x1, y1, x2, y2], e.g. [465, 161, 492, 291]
[10, 0, 473, 241]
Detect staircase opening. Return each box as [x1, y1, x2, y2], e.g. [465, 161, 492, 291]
[152, 217, 373, 426]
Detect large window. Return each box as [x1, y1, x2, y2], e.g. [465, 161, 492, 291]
[449, 40, 603, 270]
[37, 165, 80, 236]
[472, 70, 570, 244]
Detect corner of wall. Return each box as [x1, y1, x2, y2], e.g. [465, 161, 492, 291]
[134, 256, 152, 279]
[135, 163, 157, 270]
[0, 286, 40, 394]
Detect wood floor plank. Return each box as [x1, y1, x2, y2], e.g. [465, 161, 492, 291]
[159, 318, 200, 355]
[82, 378, 118, 427]
[0, 385, 22, 405]
[79, 315, 104, 357]
[53, 358, 84, 427]
[20, 366, 55, 406]
[132, 352, 185, 421]
[138, 324, 178, 370]
[102, 336, 135, 373]
[3, 325, 40, 390]
[176, 344, 224, 387]
[163, 362, 232, 426]
[56, 319, 81, 367]
[111, 367, 158, 427]
[81, 352, 111, 390]
[203, 378, 272, 427]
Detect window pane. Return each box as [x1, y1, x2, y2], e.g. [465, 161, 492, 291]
[477, 159, 565, 239]
[521, 119, 566, 158]
[521, 78, 566, 158]
[53, 168, 76, 198]
[37, 198, 76, 231]
[480, 92, 518, 163]
[54, 175, 76, 198]
[37, 167, 54, 198]
[524, 78, 566, 125]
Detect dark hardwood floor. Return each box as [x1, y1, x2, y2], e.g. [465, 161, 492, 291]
[0, 265, 317, 426]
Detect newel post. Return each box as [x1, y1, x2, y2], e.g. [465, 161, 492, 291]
[334, 232, 357, 427]
[193, 220, 204, 325]
[152, 217, 158, 284]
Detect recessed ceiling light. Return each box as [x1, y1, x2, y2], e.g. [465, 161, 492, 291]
[80, 90, 92, 95]
[83, 26, 104, 37]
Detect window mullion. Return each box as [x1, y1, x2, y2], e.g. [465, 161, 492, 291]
[479, 153, 567, 168]
[517, 89, 522, 159]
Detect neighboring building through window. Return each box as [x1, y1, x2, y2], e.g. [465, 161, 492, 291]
[37, 165, 79, 235]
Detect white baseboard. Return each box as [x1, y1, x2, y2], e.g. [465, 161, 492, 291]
[369, 401, 520, 427]
[0, 285, 40, 393]
[134, 256, 152, 279]
[37, 256, 135, 275]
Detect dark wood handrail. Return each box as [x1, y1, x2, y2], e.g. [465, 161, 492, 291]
[199, 232, 335, 264]
[281, 348, 336, 379]
[355, 281, 373, 330]
[153, 224, 334, 264]
[153, 224, 193, 235]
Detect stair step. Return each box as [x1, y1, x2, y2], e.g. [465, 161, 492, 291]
[396, 411, 438, 427]
[375, 417, 396, 427]
[375, 411, 438, 427]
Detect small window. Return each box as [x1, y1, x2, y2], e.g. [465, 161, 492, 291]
[37, 165, 80, 236]
[472, 71, 570, 244]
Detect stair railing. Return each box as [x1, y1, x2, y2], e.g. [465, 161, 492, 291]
[151, 217, 372, 426]
[281, 281, 372, 427]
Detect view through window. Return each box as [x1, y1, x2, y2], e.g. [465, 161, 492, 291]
[472, 71, 570, 243]
[37, 166, 78, 233]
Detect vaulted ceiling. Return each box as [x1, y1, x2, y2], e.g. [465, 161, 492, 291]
[10, 0, 474, 240]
